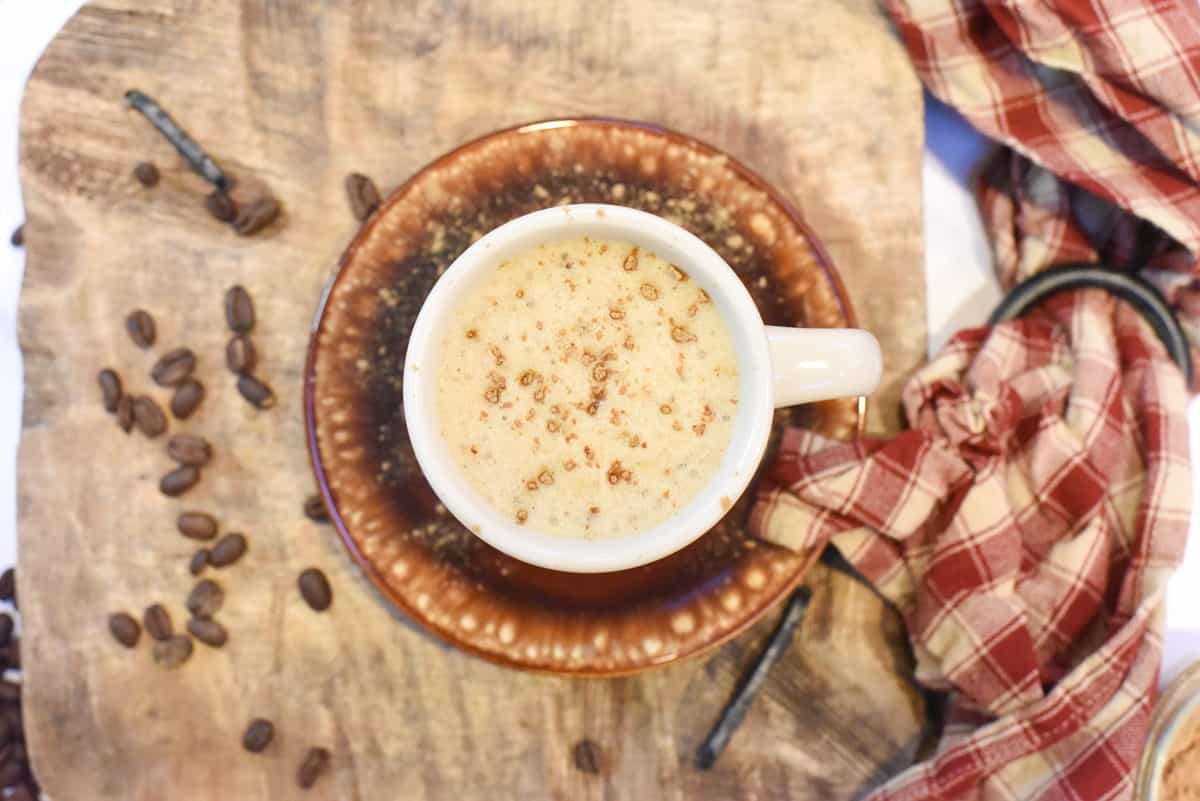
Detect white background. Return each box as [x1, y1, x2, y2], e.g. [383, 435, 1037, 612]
[1, 2, 1197, 680]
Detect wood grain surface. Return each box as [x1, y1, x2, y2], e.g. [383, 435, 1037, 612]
[16, 1, 927, 799]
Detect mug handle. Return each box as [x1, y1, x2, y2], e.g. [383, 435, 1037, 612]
[766, 327, 882, 408]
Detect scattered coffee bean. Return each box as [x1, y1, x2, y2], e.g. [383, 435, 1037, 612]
[296, 746, 331, 789]
[133, 161, 160, 187]
[205, 190, 237, 223]
[142, 604, 173, 641]
[303, 494, 330, 524]
[345, 172, 381, 221]
[152, 634, 193, 669]
[186, 618, 227, 648]
[116, 394, 135, 432]
[224, 285, 255, 333]
[166, 433, 212, 466]
[237, 374, 276, 409]
[108, 612, 140, 648]
[132, 395, 168, 438]
[242, 719, 275, 753]
[572, 739, 602, 774]
[177, 511, 218, 540]
[0, 569, 14, 603]
[298, 568, 332, 612]
[9, 225, 23, 248]
[225, 334, 256, 374]
[125, 309, 156, 348]
[209, 533, 246, 567]
[160, 464, 200, 497]
[186, 579, 224, 620]
[189, 549, 210, 576]
[0, 613, 13, 646]
[233, 195, 280, 236]
[98, 368, 122, 412]
[150, 347, 196, 387]
[0, 682, 18, 704]
[170, 378, 205, 419]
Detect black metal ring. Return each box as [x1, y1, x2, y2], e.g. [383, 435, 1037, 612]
[987, 264, 1193, 385]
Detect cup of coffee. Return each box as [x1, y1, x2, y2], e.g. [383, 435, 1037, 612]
[403, 204, 880, 573]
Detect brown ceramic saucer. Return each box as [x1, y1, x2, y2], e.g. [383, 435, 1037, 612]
[305, 118, 862, 675]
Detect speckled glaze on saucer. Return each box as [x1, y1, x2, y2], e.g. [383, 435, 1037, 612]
[305, 118, 862, 675]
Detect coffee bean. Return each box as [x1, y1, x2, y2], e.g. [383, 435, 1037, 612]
[189, 549, 209, 576]
[170, 378, 205, 419]
[133, 161, 160, 187]
[177, 511, 217, 540]
[345, 172, 381, 221]
[160, 464, 200, 497]
[0, 681, 19, 703]
[125, 309, 156, 348]
[303, 494, 330, 523]
[572, 739, 602, 774]
[186, 579, 224, 619]
[9, 225, 23, 248]
[152, 634, 193, 669]
[132, 395, 168, 438]
[0, 569, 14, 603]
[225, 334, 256, 374]
[233, 195, 280, 236]
[186, 618, 227, 648]
[242, 719, 275, 753]
[151, 347, 196, 387]
[98, 368, 122, 413]
[237, 374, 276, 409]
[166, 433, 212, 466]
[0, 614, 13, 646]
[108, 613, 140, 648]
[209, 533, 246, 567]
[298, 568, 332, 612]
[296, 746, 331, 789]
[116, 394, 135, 432]
[205, 190, 237, 223]
[142, 604, 173, 641]
[224, 285, 255, 333]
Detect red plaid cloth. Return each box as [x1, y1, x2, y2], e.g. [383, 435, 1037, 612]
[887, 0, 1200, 361]
[752, 290, 1189, 800]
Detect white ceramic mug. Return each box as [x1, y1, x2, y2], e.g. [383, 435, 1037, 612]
[403, 204, 881, 573]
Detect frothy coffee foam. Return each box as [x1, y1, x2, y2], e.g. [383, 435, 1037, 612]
[435, 236, 738, 539]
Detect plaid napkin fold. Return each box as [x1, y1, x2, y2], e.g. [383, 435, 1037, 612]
[885, 0, 1200, 363]
[752, 289, 1189, 800]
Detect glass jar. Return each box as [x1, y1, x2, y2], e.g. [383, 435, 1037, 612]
[1137, 660, 1200, 801]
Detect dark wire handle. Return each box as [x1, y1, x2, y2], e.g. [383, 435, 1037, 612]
[125, 89, 230, 192]
[696, 585, 813, 769]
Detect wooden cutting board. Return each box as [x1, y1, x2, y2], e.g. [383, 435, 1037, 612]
[16, 2, 928, 799]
